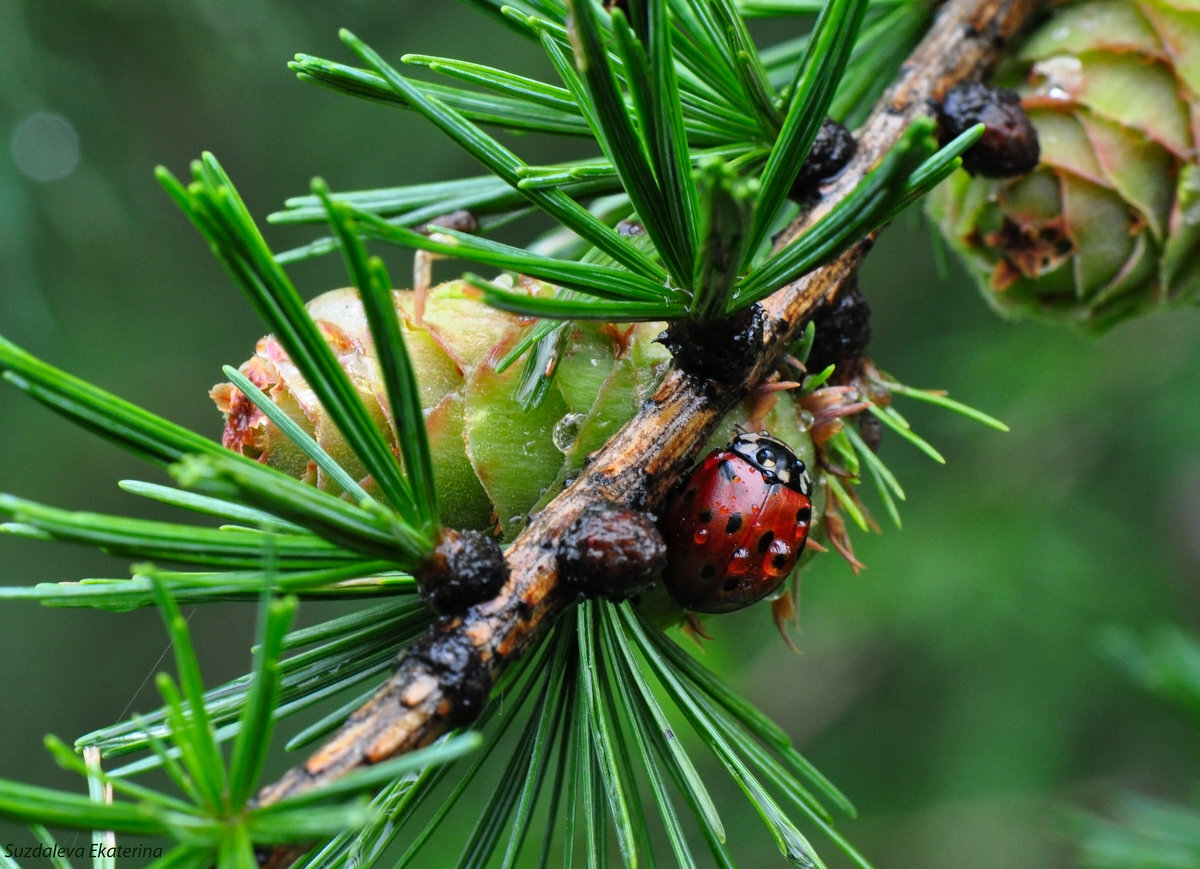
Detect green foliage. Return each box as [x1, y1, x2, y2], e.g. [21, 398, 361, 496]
[1073, 627, 1200, 868]
[281, 601, 868, 869]
[0, 582, 480, 869]
[280, 0, 964, 333]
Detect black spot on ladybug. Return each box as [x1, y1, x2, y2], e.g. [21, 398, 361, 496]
[757, 530, 775, 553]
[656, 304, 765, 385]
[796, 505, 812, 523]
[935, 82, 1040, 178]
[698, 509, 713, 524]
[725, 513, 743, 534]
[700, 563, 718, 580]
[422, 529, 508, 614]
[771, 553, 790, 570]
[789, 118, 857, 202]
[558, 501, 666, 601]
[722, 578, 740, 592]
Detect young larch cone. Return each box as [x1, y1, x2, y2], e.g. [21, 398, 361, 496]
[928, 0, 1200, 331]
[212, 282, 823, 547]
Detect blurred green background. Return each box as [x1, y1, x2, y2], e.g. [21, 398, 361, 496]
[2, 1, 1198, 866]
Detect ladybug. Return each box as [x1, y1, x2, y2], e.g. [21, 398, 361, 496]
[661, 431, 814, 613]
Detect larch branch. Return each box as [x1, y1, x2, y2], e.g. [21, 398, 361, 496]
[256, 0, 1040, 829]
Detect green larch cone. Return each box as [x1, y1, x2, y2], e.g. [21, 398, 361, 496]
[928, 0, 1200, 331]
[211, 283, 823, 542]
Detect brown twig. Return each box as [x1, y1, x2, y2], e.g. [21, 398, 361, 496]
[255, 0, 1040, 849]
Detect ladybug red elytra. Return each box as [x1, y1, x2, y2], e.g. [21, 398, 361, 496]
[661, 431, 814, 613]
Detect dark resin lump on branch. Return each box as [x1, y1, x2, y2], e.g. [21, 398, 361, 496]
[558, 501, 666, 601]
[935, 82, 1040, 178]
[806, 280, 872, 376]
[789, 118, 858, 201]
[423, 528, 508, 613]
[656, 304, 766, 386]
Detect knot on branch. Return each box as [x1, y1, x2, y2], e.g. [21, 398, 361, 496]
[656, 304, 766, 386]
[423, 528, 509, 614]
[934, 82, 1040, 178]
[806, 278, 873, 379]
[789, 118, 858, 203]
[401, 621, 495, 729]
[558, 500, 666, 601]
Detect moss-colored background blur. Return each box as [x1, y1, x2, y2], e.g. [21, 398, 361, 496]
[2, 2, 1198, 866]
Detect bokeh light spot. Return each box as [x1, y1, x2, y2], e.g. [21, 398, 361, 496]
[11, 112, 81, 182]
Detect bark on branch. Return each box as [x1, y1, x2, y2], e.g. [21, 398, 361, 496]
[256, 0, 1041, 846]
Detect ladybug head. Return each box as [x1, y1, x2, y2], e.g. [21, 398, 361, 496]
[729, 431, 812, 495]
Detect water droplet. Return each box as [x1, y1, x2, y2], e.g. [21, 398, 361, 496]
[693, 528, 709, 545]
[762, 538, 794, 577]
[797, 410, 815, 431]
[552, 412, 586, 452]
[727, 548, 752, 576]
[1032, 56, 1083, 101]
